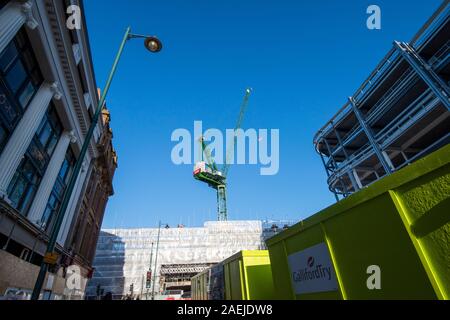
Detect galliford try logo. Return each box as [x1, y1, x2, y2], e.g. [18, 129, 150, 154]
[288, 242, 338, 295]
[292, 256, 333, 283]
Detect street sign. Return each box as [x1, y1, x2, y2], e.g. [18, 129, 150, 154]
[43, 252, 59, 265]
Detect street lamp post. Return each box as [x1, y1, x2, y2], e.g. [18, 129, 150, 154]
[31, 27, 162, 300]
[146, 241, 154, 300]
[151, 221, 163, 300]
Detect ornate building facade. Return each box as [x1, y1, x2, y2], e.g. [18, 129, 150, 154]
[0, 0, 117, 299]
[65, 108, 117, 283]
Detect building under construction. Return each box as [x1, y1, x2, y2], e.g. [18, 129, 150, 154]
[314, 3, 450, 199]
[85, 220, 289, 299]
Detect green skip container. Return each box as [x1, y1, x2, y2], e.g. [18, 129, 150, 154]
[267, 144, 450, 300]
[191, 250, 275, 300]
[223, 250, 275, 300]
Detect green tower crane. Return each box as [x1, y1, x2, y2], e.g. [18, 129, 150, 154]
[193, 88, 252, 221]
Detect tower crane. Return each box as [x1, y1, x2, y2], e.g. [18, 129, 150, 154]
[193, 88, 252, 221]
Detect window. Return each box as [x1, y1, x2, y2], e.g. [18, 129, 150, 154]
[0, 28, 43, 153]
[80, 220, 93, 257]
[0, 0, 10, 11]
[7, 156, 41, 214]
[77, 64, 89, 93]
[36, 106, 62, 157]
[20, 248, 30, 261]
[0, 41, 18, 70]
[7, 105, 62, 216]
[0, 122, 7, 149]
[5, 58, 27, 93]
[39, 148, 75, 231]
[84, 170, 97, 203]
[95, 193, 106, 219]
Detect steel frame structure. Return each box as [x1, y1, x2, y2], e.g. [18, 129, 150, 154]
[314, 3, 450, 199]
[160, 263, 213, 275]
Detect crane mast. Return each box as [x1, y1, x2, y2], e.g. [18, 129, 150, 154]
[193, 88, 252, 221]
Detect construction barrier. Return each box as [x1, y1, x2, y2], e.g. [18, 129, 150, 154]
[267, 144, 450, 300]
[191, 250, 275, 300]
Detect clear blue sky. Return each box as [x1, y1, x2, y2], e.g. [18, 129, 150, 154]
[83, 0, 443, 228]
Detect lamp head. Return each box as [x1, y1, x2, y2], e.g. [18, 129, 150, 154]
[144, 36, 163, 53]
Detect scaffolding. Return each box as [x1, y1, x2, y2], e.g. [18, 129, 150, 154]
[85, 220, 274, 299]
[314, 3, 450, 199]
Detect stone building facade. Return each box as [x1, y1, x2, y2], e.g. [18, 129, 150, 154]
[65, 108, 117, 281]
[0, 0, 116, 299]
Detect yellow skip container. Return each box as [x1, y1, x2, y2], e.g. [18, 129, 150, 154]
[191, 250, 275, 300]
[266, 145, 450, 300]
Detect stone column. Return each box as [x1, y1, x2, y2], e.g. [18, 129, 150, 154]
[27, 131, 77, 225]
[0, 82, 62, 198]
[73, 170, 99, 254]
[0, 0, 38, 54]
[57, 160, 89, 246]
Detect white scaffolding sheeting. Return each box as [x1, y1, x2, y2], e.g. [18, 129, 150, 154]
[86, 220, 267, 298]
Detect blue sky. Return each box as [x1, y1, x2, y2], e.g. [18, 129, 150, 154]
[83, 0, 443, 228]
